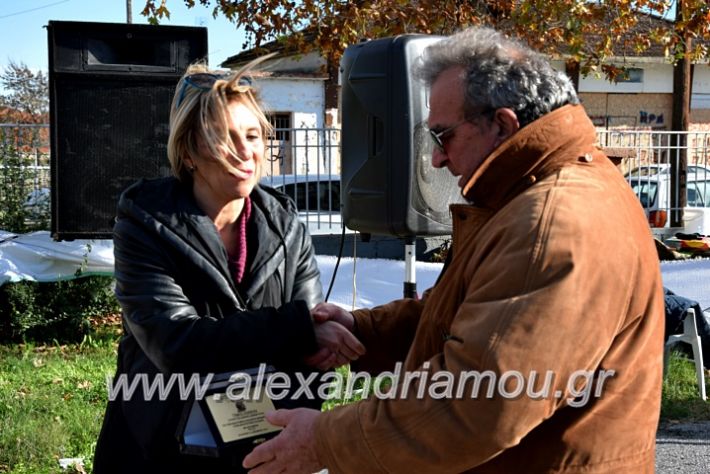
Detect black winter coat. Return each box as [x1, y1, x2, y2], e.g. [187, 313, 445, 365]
[94, 177, 323, 473]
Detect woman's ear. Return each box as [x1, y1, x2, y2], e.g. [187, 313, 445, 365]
[493, 108, 520, 144]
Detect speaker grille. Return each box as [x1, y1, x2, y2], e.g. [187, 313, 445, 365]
[53, 80, 174, 237]
[48, 21, 207, 239]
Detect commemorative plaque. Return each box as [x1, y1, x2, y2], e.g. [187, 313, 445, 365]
[178, 366, 281, 459]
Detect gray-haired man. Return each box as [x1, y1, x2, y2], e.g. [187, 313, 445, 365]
[244, 26, 663, 474]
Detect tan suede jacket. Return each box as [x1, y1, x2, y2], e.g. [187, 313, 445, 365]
[315, 105, 664, 473]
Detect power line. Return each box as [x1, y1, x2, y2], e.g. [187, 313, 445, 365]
[0, 0, 72, 20]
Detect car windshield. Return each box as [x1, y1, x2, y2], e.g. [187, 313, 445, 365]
[260, 176, 341, 214]
[281, 181, 340, 213]
[689, 180, 710, 208]
[628, 180, 658, 209]
[688, 166, 710, 180]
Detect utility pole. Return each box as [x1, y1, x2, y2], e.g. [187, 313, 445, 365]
[126, 0, 133, 24]
[670, 0, 692, 228]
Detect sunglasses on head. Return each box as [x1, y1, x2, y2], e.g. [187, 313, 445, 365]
[175, 73, 253, 109]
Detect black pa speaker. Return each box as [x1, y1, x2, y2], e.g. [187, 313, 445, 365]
[48, 21, 207, 239]
[340, 35, 463, 237]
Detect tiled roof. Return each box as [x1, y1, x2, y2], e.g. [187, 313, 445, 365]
[221, 30, 317, 68]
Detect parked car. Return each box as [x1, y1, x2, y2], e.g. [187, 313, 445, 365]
[258, 174, 344, 234]
[23, 187, 50, 221]
[624, 163, 710, 180]
[627, 173, 710, 235]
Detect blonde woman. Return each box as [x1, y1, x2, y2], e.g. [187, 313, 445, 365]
[94, 60, 363, 473]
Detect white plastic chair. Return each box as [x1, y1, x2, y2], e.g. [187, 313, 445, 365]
[663, 308, 707, 401]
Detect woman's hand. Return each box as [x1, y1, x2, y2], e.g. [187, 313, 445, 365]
[305, 318, 365, 370]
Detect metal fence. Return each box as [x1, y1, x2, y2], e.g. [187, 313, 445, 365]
[263, 127, 341, 177]
[3, 123, 710, 234]
[0, 123, 50, 178]
[261, 128, 343, 234]
[0, 124, 342, 233]
[597, 130, 710, 233]
[597, 130, 710, 177]
[0, 124, 51, 231]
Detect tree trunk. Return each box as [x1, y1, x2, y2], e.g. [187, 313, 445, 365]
[670, 1, 692, 227]
[564, 59, 580, 93]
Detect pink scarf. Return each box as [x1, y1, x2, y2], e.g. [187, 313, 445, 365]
[228, 197, 251, 284]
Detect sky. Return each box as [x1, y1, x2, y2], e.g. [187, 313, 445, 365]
[0, 0, 248, 74]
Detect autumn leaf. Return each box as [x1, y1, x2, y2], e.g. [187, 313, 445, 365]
[140, 0, 708, 80]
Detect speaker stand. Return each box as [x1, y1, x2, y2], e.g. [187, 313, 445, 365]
[403, 236, 417, 298]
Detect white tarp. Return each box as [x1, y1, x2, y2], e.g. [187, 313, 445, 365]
[2, 229, 709, 311]
[0, 230, 114, 286]
[661, 259, 710, 310]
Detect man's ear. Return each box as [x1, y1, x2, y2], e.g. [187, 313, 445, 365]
[492, 108, 520, 145]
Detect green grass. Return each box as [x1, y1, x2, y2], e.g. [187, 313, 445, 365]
[0, 330, 118, 474]
[319, 365, 399, 412]
[0, 333, 707, 473]
[661, 350, 710, 420]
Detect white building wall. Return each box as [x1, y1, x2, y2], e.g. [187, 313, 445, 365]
[550, 59, 565, 73]
[257, 78, 324, 127]
[692, 66, 710, 93]
[254, 78, 329, 175]
[519, 60, 710, 114]
[551, 60, 709, 95]
[692, 66, 710, 109]
[578, 62, 673, 93]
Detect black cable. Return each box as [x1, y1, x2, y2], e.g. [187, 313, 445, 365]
[324, 223, 347, 302]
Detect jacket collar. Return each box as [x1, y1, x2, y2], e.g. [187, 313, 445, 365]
[461, 104, 598, 210]
[118, 178, 299, 305]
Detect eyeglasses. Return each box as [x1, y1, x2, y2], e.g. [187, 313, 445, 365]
[428, 120, 468, 152]
[175, 73, 252, 109]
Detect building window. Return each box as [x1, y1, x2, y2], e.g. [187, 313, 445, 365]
[268, 113, 291, 141]
[616, 68, 644, 84]
[265, 113, 293, 175]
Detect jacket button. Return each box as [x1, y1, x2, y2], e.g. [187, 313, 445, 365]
[527, 175, 537, 184]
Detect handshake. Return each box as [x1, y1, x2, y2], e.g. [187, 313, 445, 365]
[304, 302, 366, 371]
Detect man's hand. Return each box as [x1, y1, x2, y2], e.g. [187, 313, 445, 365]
[311, 302, 356, 332]
[243, 408, 323, 474]
[305, 321, 365, 370]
